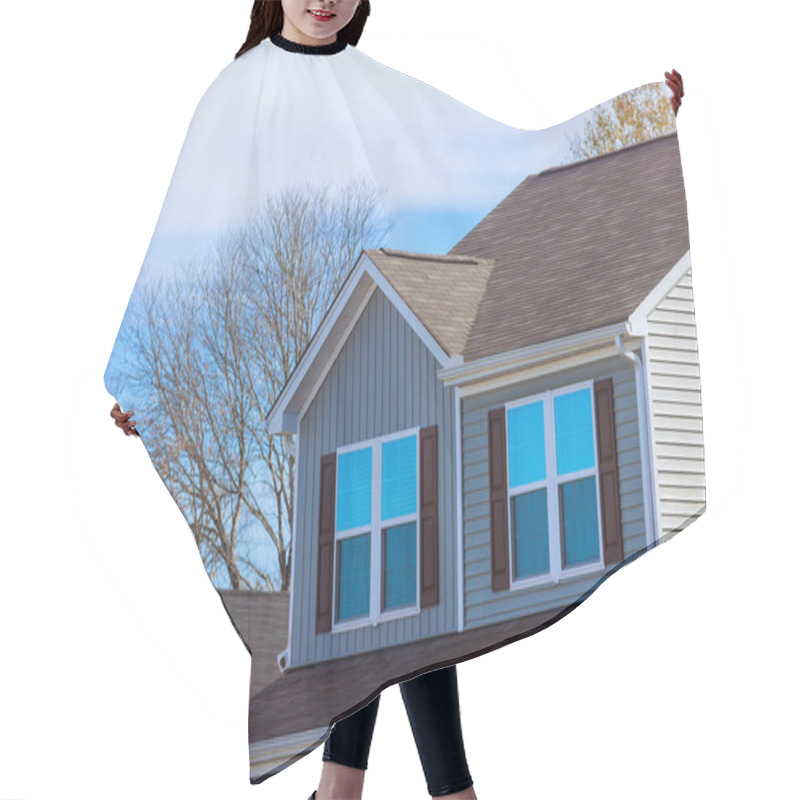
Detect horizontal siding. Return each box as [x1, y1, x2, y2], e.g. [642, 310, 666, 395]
[290, 290, 459, 668]
[646, 267, 707, 541]
[461, 357, 645, 631]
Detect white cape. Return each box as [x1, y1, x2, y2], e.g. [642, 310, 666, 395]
[104, 32, 697, 782]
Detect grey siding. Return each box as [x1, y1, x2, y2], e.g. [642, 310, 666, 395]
[461, 358, 644, 630]
[289, 289, 459, 667]
[645, 267, 706, 540]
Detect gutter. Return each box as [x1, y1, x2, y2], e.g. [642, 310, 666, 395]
[614, 334, 657, 548]
[438, 321, 629, 388]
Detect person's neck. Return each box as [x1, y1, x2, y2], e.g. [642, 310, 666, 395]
[280, 21, 337, 47]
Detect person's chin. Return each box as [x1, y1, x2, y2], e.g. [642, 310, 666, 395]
[299, 24, 339, 42]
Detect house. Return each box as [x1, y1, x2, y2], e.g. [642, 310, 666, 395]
[217, 590, 290, 696]
[265, 132, 704, 674]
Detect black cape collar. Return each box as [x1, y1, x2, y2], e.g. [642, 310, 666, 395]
[269, 32, 348, 55]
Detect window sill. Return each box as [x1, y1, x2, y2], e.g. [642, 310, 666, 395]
[331, 604, 421, 635]
[510, 560, 606, 592]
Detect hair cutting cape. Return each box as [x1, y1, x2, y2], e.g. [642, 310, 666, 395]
[104, 32, 703, 782]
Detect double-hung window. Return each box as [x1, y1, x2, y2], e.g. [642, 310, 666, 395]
[333, 427, 420, 628]
[506, 380, 604, 586]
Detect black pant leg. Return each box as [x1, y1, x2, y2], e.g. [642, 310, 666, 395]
[399, 665, 474, 797]
[322, 694, 381, 771]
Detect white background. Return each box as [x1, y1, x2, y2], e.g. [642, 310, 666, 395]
[1, 1, 797, 798]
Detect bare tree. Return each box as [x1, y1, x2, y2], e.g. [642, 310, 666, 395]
[567, 83, 676, 162]
[126, 178, 390, 591]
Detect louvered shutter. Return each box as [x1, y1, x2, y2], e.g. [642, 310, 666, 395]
[488, 408, 510, 591]
[316, 452, 336, 633]
[419, 425, 439, 607]
[593, 378, 623, 564]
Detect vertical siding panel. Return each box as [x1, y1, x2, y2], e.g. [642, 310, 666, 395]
[334, 342, 343, 450]
[349, 335, 357, 442]
[293, 290, 459, 667]
[369, 298, 378, 437]
[353, 323, 360, 441]
[404, 323, 412, 429]
[380, 294, 394, 430]
[360, 319, 368, 441]
[418, 334, 426, 422]
[388, 304, 396, 432]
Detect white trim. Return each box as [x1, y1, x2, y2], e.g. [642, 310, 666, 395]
[504, 379, 606, 590]
[455, 386, 465, 632]
[363, 258, 455, 369]
[330, 427, 422, 633]
[614, 334, 657, 548]
[295, 282, 377, 433]
[628, 249, 691, 335]
[454, 342, 624, 399]
[267, 251, 463, 434]
[278, 431, 299, 673]
[438, 322, 629, 389]
[266, 252, 373, 435]
[332, 439, 373, 632]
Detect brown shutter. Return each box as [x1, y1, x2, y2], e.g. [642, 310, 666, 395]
[488, 408, 510, 591]
[594, 378, 623, 565]
[419, 425, 439, 608]
[316, 452, 336, 633]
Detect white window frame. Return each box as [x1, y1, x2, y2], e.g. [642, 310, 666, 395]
[505, 378, 605, 591]
[331, 426, 421, 632]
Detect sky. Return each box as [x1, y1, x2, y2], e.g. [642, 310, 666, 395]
[1, 1, 797, 799]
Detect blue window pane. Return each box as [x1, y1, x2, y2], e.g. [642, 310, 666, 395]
[337, 534, 371, 621]
[507, 401, 546, 489]
[383, 522, 417, 610]
[554, 388, 595, 475]
[560, 477, 600, 567]
[512, 488, 549, 578]
[382, 434, 417, 521]
[336, 447, 372, 532]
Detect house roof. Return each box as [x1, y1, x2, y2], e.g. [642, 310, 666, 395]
[265, 132, 689, 433]
[218, 590, 290, 697]
[363, 250, 494, 358]
[447, 132, 689, 361]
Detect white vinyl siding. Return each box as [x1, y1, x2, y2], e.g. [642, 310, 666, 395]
[645, 267, 706, 541]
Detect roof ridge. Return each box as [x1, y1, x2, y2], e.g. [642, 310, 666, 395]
[536, 131, 678, 179]
[373, 247, 490, 265]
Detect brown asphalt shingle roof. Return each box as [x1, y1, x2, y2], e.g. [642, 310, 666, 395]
[368, 132, 688, 363]
[365, 250, 494, 358]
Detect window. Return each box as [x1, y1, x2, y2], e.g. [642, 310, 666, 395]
[506, 381, 604, 586]
[333, 428, 420, 628]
